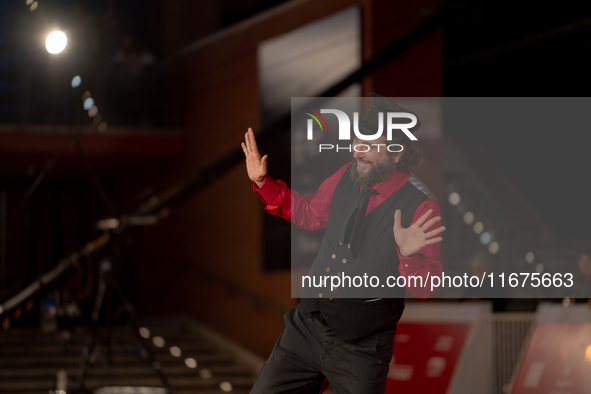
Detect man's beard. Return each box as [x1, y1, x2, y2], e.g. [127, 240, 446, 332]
[350, 155, 396, 187]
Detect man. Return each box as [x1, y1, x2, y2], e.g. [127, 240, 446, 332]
[241, 94, 445, 393]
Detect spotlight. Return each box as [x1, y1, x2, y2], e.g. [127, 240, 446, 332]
[480, 231, 491, 245]
[463, 211, 474, 225]
[170, 346, 181, 357]
[83, 98, 94, 110]
[88, 105, 98, 117]
[46, 31, 67, 54]
[139, 327, 150, 338]
[473, 221, 484, 235]
[71, 76, 81, 88]
[488, 241, 499, 254]
[448, 192, 460, 206]
[152, 336, 165, 347]
[185, 358, 197, 368]
[562, 298, 570, 308]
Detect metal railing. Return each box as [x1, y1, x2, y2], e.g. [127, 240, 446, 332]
[490, 313, 535, 394]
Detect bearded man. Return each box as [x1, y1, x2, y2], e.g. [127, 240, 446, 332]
[242, 93, 445, 394]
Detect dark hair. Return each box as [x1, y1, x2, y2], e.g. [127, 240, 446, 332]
[393, 139, 423, 172]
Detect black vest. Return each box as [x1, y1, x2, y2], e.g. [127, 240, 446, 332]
[300, 166, 431, 340]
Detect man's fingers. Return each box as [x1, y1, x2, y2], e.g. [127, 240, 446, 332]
[415, 209, 433, 227]
[244, 131, 251, 153]
[393, 210, 402, 230]
[241, 142, 249, 158]
[426, 237, 443, 245]
[421, 216, 441, 230]
[248, 128, 259, 154]
[425, 226, 445, 239]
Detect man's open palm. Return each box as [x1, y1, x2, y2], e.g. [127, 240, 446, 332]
[241, 128, 267, 187]
[394, 209, 445, 258]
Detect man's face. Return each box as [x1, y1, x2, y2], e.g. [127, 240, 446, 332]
[351, 136, 402, 187]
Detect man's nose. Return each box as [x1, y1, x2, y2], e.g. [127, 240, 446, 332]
[353, 147, 364, 160]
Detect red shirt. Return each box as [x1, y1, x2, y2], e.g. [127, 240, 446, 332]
[254, 163, 443, 299]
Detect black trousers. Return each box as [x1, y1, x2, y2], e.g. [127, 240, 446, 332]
[251, 304, 395, 394]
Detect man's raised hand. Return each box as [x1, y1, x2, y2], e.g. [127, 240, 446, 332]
[241, 127, 267, 188]
[393, 209, 445, 258]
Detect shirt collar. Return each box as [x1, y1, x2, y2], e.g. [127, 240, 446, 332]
[367, 169, 409, 198]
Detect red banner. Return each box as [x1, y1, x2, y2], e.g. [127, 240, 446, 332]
[512, 323, 591, 394]
[385, 322, 471, 393]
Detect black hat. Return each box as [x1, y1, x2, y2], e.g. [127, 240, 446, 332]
[358, 93, 421, 140]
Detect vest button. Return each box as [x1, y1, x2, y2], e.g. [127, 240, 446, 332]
[325, 268, 330, 273]
[329, 298, 334, 303]
[319, 293, 323, 297]
[339, 242, 343, 245]
[347, 244, 351, 249]
[331, 254, 336, 259]
[342, 259, 347, 264]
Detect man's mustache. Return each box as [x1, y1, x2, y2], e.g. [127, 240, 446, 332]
[355, 158, 373, 165]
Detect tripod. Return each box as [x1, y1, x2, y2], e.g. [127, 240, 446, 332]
[74, 231, 174, 393]
[7, 129, 173, 392]
[8, 130, 173, 393]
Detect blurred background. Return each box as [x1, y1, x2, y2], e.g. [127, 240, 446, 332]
[1, 0, 590, 393]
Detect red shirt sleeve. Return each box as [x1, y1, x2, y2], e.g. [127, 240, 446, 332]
[397, 198, 444, 299]
[253, 164, 350, 231]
